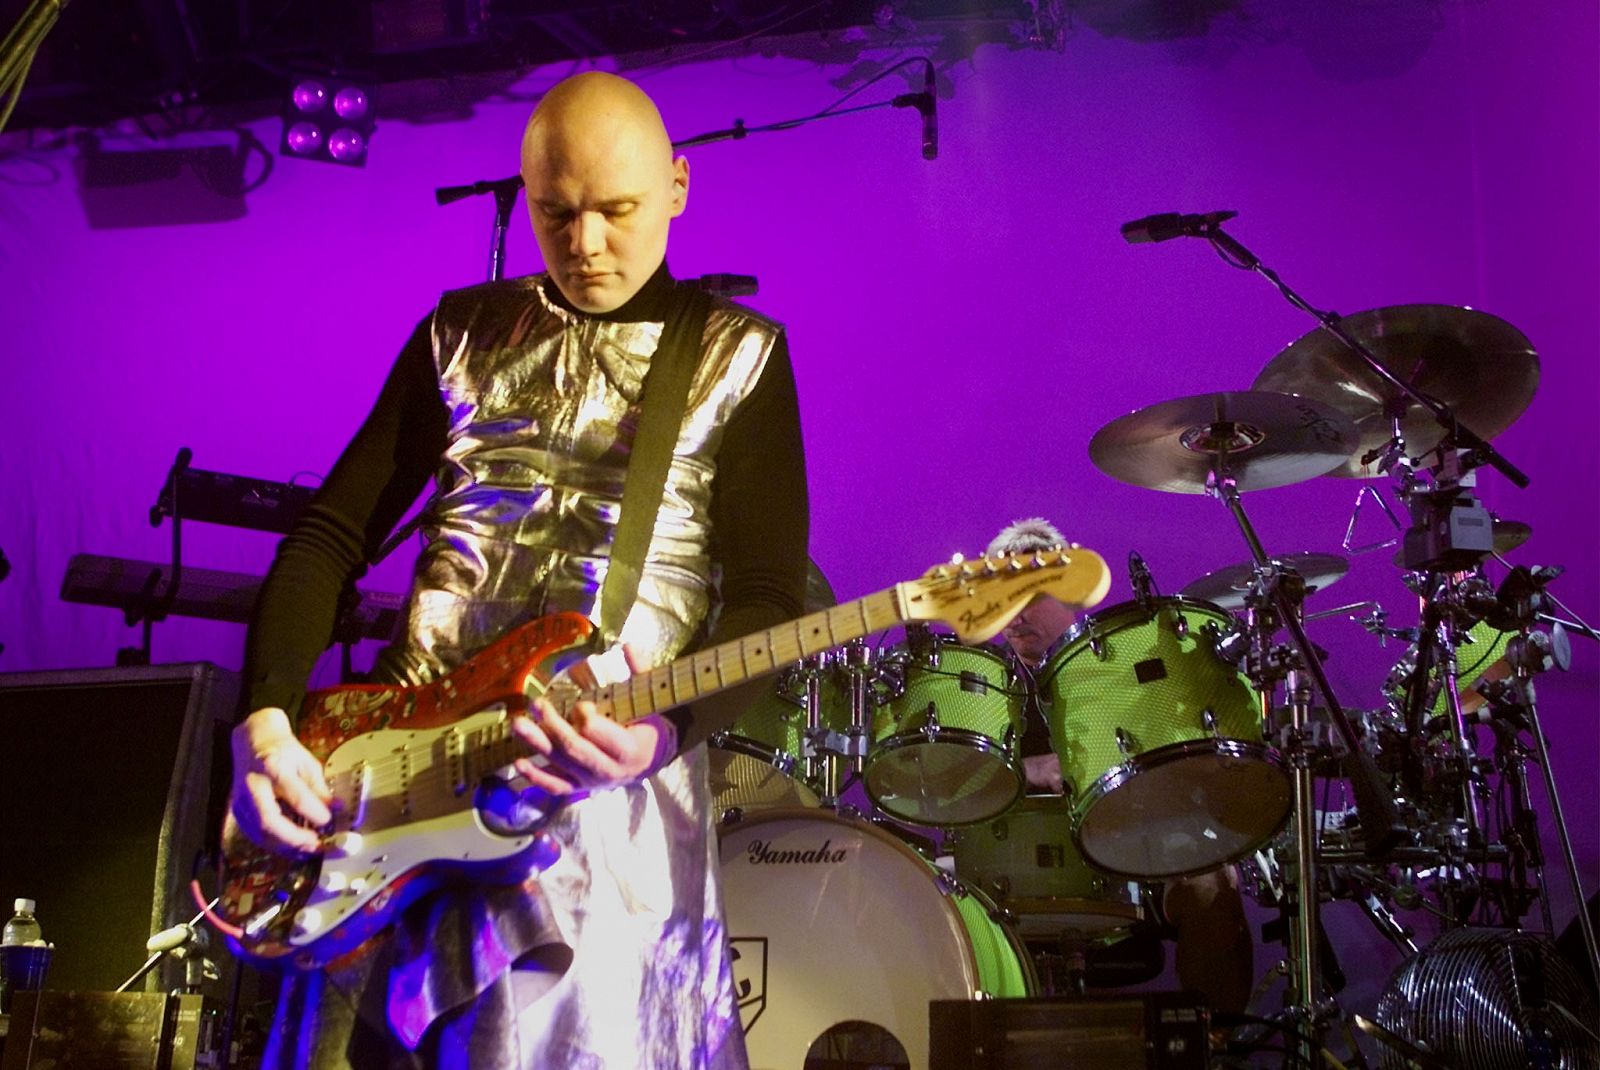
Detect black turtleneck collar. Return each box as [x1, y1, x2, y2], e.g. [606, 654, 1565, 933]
[540, 260, 677, 323]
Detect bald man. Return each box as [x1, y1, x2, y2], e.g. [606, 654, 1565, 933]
[230, 71, 806, 1066]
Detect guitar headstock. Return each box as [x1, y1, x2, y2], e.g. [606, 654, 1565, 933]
[900, 546, 1111, 644]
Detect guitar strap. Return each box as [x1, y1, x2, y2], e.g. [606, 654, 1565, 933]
[596, 281, 714, 647]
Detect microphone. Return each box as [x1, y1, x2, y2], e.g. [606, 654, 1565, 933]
[891, 60, 938, 161]
[1120, 210, 1237, 244]
[146, 922, 197, 954]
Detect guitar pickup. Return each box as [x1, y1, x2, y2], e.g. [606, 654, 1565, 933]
[445, 727, 468, 797]
[336, 761, 372, 831]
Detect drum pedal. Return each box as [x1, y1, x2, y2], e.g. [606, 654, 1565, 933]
[929, 991, 1210, 1069]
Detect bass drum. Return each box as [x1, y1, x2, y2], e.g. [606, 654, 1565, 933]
[719, 809, 1034, 1070]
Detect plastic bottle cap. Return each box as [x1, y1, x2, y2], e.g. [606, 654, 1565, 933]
[13, 898, 34, 914]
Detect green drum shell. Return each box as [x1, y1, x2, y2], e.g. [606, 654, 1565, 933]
[947, 795, 1143, 943]
[867, 639, 1025, 826]
[709, 670, 851, 813]
[872, 641, 1023, 747]
[1041, 598, 1260, 802]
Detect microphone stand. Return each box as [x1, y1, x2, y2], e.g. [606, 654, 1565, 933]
[115, 899, 217, 994]
[432, 89, 925, 284]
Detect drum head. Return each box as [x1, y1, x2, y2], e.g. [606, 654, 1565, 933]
[864, 737, 1022, 826]
[709, 747, 819, 814]
[719, 809, 1031, 1069]
[1075, 739, 1292, 878]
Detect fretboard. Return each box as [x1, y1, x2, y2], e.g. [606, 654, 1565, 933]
[582, 588, 908, 724]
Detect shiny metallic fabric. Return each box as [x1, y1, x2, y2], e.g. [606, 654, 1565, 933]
[268, 274, 780, 1068]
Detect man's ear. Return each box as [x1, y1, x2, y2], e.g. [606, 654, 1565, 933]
[670, 155, 690, 217]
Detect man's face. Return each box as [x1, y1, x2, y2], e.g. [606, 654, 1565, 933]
[1002, 594, 1078, 666]
[523, 127, 688, 313]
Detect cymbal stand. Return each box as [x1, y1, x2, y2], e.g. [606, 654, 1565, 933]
[1483, 631, 1600, 989]
[1206, 459, 1398, 1068]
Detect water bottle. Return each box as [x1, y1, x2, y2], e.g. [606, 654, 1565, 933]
[3, 899, 43, 946]
[1, 897, 51, 1013]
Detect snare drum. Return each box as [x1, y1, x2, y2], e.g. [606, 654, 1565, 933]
[1041, 597, 1291, 878]
[719, 808, 1034, 1070]
[947, 794, 1143, 944]
[865, 634, 1025, 826]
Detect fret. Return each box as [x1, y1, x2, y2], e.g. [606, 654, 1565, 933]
[628, 672, 655, 720]
[610, 682, 634, 722]
[694, 650, 719, 699]
[744, 631, 775, 674]
[654, 667, 678, 709]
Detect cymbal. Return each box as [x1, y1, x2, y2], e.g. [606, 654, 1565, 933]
[1088, 391, 1358, 494]
[805, 558, 837, 613]
[1252, 305, 1538, 479]
[1391, 519, 1532, 567]
[1180, 552, 1349, 610]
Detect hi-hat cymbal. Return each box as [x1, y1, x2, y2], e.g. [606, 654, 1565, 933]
[1088, 391, 1359, 494]
[1180, 552, 1349, 610]
[1390, 519, 1532, 568]
[1252, 305, 1538, 479]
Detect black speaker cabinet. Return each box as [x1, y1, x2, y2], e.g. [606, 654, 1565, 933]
[0, 664, 238, 996]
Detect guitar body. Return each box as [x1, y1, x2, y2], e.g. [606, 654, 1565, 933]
[213, 612, 594, 971]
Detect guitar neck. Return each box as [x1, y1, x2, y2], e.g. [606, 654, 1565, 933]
[582, 588, 908, 725]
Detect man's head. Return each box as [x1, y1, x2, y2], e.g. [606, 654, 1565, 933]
[520, 72, 689, 313]
[987, 517, 1079, 665]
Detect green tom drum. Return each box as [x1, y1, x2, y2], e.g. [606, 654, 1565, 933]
[1041, 597, 1291, 879]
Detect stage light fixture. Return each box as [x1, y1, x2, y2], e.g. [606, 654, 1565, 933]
[281, 75, 376, 167]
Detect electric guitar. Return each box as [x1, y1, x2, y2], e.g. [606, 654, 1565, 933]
[208, 547, 1110, 970]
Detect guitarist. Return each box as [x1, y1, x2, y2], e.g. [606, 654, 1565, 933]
[228, 72, 807, 1067]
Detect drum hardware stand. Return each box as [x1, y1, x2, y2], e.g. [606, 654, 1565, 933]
[1481, 624, 1600, 990]
[1208, 464, 1398, 1068]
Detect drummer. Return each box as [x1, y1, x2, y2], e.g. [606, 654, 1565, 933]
[987, 518, 1255, 1015]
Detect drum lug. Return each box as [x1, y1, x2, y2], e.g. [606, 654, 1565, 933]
[1201, 707, 1221, 739]
[1114, 727, 1138, 757]
[919, 703, 942, 737]
[1089, 634, 1107, 660]
[1175, 613, 1189, 639]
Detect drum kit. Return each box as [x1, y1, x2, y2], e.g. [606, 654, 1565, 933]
[713, 294, 1599, 1069]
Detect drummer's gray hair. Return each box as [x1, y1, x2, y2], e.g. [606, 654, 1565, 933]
[985, 517, 1068, 558]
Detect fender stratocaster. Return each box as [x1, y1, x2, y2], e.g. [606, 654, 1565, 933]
[209, 547, 1110, 970]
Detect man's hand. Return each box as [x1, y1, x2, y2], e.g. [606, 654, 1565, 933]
[508, 644, 674, 796]
[228, 707, 332, 854]
[1023, 753, 1064, 794]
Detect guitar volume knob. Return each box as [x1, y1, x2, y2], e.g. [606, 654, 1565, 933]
[326, 832, 364, 857]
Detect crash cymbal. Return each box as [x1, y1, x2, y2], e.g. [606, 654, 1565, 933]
[1252, 305, 1538, 479]
[805, 558, 837, 613]
[1391, 519, 1532, 568]
[1088, 391, 1358, 494]
[1180, 552, 1349, 610]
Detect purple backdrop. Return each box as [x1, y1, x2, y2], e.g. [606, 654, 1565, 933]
[1, 0, 1595, 1027]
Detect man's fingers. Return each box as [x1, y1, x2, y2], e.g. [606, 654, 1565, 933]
[540, 706, 622, 780]
[274, 761, 333, 828]
[513, 757, 579, 797]
[244, 776, 322, 853]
